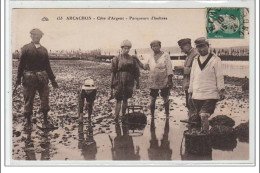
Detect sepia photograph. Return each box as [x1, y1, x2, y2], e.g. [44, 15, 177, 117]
[6, 3, 255, 166]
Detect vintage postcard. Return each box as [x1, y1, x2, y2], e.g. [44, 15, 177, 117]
[5, 0, 256, 166]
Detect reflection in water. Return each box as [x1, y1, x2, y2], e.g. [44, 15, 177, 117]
[235, 122, 249, 143]
[148, 118, 172, 160]
[24, 128, 52, 160]
[127, 109, 147, 131]
[24, 130, 36, 160]
[40, 130, 51, 160]
[222, 61, 249, 78]
[181, 130, 212, 160]
[237, 135, 249, 143]
[181, 152, 212, 160]
[211, 135, 237, 151]
[170, 60, 249, 78]
[111, 122, 140, 160]
[78, 122, 97, 160]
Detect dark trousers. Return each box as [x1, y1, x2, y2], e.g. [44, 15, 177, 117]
[22, 71, 50, 115]
[192, 99, 218, 115]
[23, 82, 50, 115]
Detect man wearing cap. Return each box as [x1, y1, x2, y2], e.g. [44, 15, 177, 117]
[177, 38, 199, 111]
[188, 37, 225, 133]
[15, 28, 59, 130]
[136, 40, 173, 117]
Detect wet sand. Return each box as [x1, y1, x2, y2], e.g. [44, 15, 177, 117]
[12, 60, 249, 161]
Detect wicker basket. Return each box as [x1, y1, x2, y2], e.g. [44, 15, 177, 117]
[183, 130, 212, 155]
[125, 105, 147, 136]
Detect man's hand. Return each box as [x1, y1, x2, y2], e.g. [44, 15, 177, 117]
[144, 64, 150, 70]
[51, 80, 59, 88]
[167, 80, 173, 89]
[15, 78, 21, 86]
[219, 89, 225, 101]
[188, 93, 192, 101]
[133, 56, 142, 67]
[183, 67, 191, 75]
[167, 75, 173, 89]
[133, 56, 149, 70]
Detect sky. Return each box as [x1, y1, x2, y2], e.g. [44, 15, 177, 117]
[12, 9, 249, 52]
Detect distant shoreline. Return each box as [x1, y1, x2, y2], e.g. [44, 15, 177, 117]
[12, 55, 250, 62]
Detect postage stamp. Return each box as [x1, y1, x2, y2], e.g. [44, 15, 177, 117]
[207, 8, 245, 39]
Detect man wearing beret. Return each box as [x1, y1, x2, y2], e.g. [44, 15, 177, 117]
[136, 40, 173, 117]
[188, 37, 225, 133]
[177, 38, 198, 112]
[15, 28, 59, 130]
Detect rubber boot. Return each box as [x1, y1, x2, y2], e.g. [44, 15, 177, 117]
[121, 99, 128, 123]
[87, 103, 93, 118]
[150, 106, 155, 117]
[87, 103, 93, 125]
[164, 101, 169, 117]
[79, 113, 84, 123]
[88, 114, 92, 127]
[42, 111, 55, 129]
[24, 112, 33, 131]
[200, 113, 210, 134]
[78, 104, 84, 123]
[114, 100, 121, 122]
[150, 100, 156, 117]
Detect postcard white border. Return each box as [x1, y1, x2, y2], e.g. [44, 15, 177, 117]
[4, 0, 256, 166]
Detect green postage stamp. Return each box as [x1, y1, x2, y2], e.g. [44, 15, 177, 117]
[207, 8, 244, 39]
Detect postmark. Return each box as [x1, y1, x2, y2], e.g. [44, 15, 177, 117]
[207, 8, 245, 39]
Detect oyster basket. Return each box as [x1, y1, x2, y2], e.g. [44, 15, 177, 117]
[180, 130, 212, 156]
[125, 105, 147, 136]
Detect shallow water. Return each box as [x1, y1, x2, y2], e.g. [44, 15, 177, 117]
[12, 60, 249, 161]
[12, 94, 249, 161]
[170, 60, 249, 78]
[138, 53, 249, 78]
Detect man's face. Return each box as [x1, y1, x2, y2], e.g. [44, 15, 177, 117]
[30, 33, 42, 44]
[196, 44, 209, 56]
[151, 43, 161, 53]
[180, 44, 191, 54]
[121, 46, 130, 55]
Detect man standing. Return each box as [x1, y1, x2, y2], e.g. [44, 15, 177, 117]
[15, 28, 58, 130]
[188, 37, 225, 133]
[137, 40, 173, 117]
[177, 38, 198, 110]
